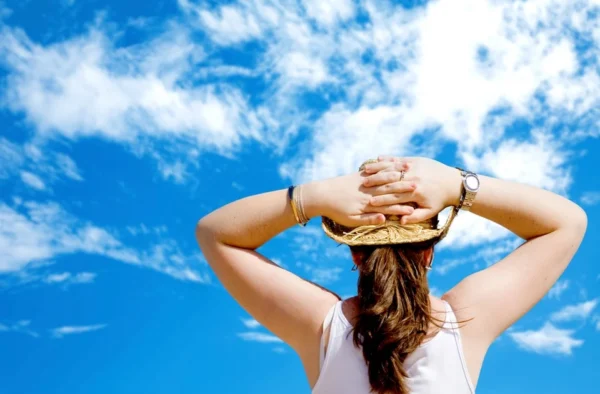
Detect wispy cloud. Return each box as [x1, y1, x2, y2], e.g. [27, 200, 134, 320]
[0, 320, 39, 338]
[0, 201, 210, 282]
[0, 137, 84, 189]
[435, 237, 521, 275]
[241, 318, 261, 329]
[548, 280, 570, 300]
[20, 171, 46, 191]
[0, 138, 23, 179]
[237, 332, 283, 343]
[44, 272, 97, 285]
[309, 267, 343, 284]
[51, 324, 107, 338]
[55, 153, 83, 181]
[580, 192, 600, 206]
[550, 299, 598, 322]
[509, 323, 584, 356]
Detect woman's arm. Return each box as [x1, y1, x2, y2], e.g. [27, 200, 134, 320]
[443, 173, 587, 333]
[364, 157, 587, 384]
[195, 170, 413, 365]
[463, 173, 587, 241]
[365, 157, 587, 334]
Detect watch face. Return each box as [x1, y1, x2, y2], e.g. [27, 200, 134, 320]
[465, 174, 480, 191]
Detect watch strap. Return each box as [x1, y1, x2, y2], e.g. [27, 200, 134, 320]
[455, 167, 478, 212]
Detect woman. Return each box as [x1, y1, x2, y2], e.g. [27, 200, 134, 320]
[195, 156, 587, 393]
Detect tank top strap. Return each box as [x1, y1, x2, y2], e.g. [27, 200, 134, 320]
[319, 301, 340, 369]
[442, 300, 460, 330]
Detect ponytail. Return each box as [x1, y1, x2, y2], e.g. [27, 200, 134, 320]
[350, 243, 435, 394]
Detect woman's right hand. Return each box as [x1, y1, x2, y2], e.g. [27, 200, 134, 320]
[362, 156, 464, 224]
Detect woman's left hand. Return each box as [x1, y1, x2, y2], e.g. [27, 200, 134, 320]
[303, 167, 416, 228]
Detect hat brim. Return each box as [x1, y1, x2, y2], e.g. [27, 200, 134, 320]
[322, 206, 458, 246]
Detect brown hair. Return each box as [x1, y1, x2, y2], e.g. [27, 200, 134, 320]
[349, 241, 437, 394]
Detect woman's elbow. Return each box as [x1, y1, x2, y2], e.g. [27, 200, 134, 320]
[195, 217, 215, 247]
[564, 204, 588, 240]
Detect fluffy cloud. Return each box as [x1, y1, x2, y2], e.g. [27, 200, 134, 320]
[0, 0, 597, 247]
[0, 201, 209, 282]
[509, 322, 584, 356]
[258, 0, 598, 187]
[0, 22, 267, 182]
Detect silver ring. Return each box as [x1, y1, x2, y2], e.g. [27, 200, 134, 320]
[399, 170, 406, 182]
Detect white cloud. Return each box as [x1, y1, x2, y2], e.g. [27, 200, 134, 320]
[44, 271, 96, 285]
[126, 224, 168, 236]
[438, 210, 512, 251]
[51, 324, 106, 338]
[309, 267, 343, 284]
[0, 23, 266, 182]
[509, 322, 583, 356]
[302, 0, 355, 27]
[464, 132, 571, 193]
[0, 137, 84, 186]
[548, 280, 570, 300]
[429, 287, 442, 297]
[0, 201, 209, 282]
[245, 0, 597, 226]
[199, 5, 264, 45]
[241, 318, 261, 329]
[20, 171, 46, 191]
[550, 299, 598, 322]
[580, 192, 600, 206]
[435, 237, 521, 275]
[0, 320, 39, 337]
[55, 153, 83, 181]
[0, 138, 23, 178]
[2, 0, 596, 198]
[237, 332, 283, 343]
[45, 272, 71, 283]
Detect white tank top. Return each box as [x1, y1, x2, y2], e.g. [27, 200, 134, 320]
[312, 300, 475, 394]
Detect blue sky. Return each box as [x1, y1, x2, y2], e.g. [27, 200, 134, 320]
[0, 0, 599, 393]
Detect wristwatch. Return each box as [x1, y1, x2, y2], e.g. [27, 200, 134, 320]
[456, 167, 480, 211]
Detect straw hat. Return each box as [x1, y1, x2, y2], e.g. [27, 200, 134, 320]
[321, 159, 459, 246]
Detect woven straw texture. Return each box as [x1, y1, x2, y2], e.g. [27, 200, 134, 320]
[322, 207, 457, 246]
